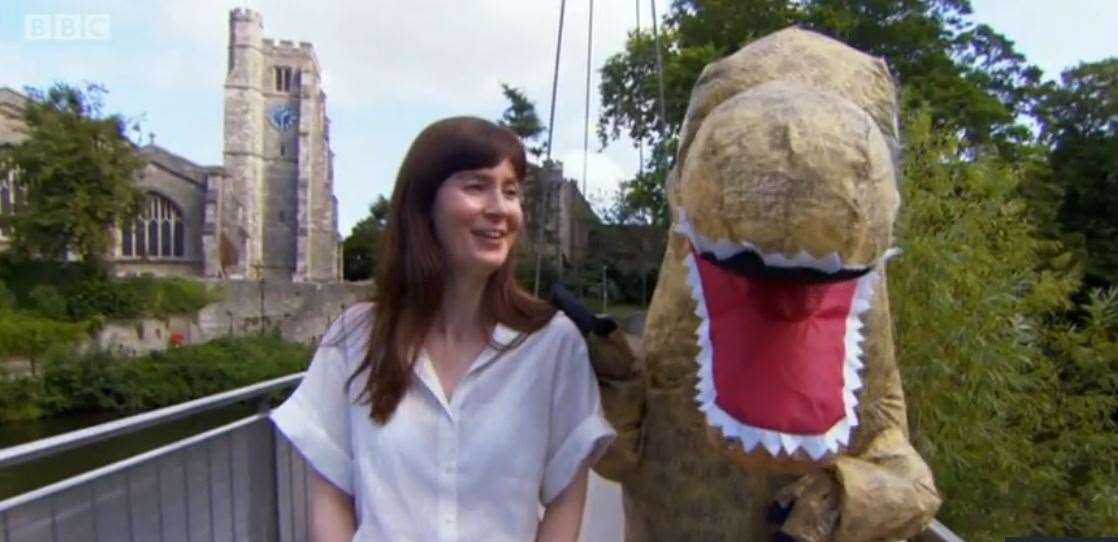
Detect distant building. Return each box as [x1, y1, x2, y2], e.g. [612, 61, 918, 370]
[520, 161, 666, 295]
[520, 161, 599, 275]
[0, 8, 340, 282]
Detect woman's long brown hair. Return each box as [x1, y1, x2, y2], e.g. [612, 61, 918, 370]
[349, 116, 556, 424]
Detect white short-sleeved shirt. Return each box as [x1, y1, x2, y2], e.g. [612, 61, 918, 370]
[271, 303, 616, 542]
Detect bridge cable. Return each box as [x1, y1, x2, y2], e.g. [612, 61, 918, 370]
[636, 0, 644, 176]
[649, 0, 670, 223]
[534, 0, 567, 295]
[582, 0, 594, 196]
[650, 0, 669, 136]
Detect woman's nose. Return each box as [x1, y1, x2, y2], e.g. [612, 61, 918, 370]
[484, 188, 513, 216]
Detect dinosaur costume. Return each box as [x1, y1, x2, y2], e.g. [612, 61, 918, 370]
[557, 28, 941, 541]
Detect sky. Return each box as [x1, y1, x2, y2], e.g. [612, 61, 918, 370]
[1, 0, 1115, 236]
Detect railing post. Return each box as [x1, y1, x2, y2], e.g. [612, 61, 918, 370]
[254, 395, 280, 542]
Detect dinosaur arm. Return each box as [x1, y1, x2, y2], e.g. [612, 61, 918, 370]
[780, 279, 942, 542]
[550, 285, 646, 484]
[584, 329, 646, 483]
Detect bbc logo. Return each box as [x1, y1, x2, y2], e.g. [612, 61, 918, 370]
[25, 14, 111, 41]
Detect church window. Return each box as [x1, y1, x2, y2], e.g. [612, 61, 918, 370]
[121, 192, 185, 259]
[161, 221, 172, 257]
[122, 223, 133, 255]
[274, 65, 298, 93]
[280, 143, 286, 157]
[147, 221, 159, 255]
[0, 168, 25, 240]
[174, 221, 185, 256]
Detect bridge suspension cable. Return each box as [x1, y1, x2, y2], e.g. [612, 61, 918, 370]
[534, 0, 568, 295]
[636, 0, 644, 175]
[582, 0, 595, 196]
[649, 0, 670, 223]
[650, 0, 669, 135]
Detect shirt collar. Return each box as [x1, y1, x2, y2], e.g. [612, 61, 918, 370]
[410, 322, 524, 409]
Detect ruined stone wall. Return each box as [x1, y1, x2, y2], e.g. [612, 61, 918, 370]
[195, 279, 369, 346]
[93, 279, 370, 357]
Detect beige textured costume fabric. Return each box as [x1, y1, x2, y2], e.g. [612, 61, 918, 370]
[585, 28, 941, 541]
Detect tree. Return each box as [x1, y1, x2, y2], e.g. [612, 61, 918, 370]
[891, 110, 1116, 538]
[0, 83, 144, 264]
[1035, 58, 1118, 287]
[596, 28, 720, 227]
[497, 83, 547, 159]
[342, 195, 390, 281]
[596, 0, 1042, 224]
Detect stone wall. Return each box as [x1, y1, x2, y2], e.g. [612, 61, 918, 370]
[195, 279, 369, 346]
[94, 279, 370, 356]
[96, 316, 200, 357]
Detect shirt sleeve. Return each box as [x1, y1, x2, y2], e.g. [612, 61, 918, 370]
[540, 323, 617, 504]
[271, 304, 368, 496]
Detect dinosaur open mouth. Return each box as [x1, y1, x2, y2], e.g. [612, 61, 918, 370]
[675, 211, 890, 460]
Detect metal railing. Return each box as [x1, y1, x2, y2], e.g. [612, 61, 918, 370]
[0, 370, 963, 542]
[0, 374, 310, 542]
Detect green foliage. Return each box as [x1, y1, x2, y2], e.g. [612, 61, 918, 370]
[0, 83, 144, 263]
[28, 285, 67, 320]
[0, 313, 91, 358]
[892, 111, 1116, 538]
[597, 0, 1040, 225]
[1034, 58, 1118, 287]
[1038, 288, 1118, 531]
[0, 334, 311, 422]
[0, 280, 16, 311]
[342, 196, 389, 281]
[0, 257, 219, 323]
[69, 276, 220, 321]
[0, 372, 44, 421]
[497, 83, 547, 158]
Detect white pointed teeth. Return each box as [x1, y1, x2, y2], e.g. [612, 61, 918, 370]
[711, 238, 741, 261]
[686, 251, 884, 465]
[674, 209, 883, 274]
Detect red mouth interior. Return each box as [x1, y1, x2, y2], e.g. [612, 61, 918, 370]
[693, 247, 858, 435]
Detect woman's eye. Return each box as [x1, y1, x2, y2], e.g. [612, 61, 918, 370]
[504, 188, 520, 198]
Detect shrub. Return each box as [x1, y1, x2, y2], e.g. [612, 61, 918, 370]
[0, 256, 220, 321]
[0, 334, 311, 421]
[0, 313, 91, 358]
[67, 277, 144, 320]
[28, 285, 69, 320]
[892, 111, 1117, 537]
[0, 372, 44, 422]
[0, 280, 15, 311]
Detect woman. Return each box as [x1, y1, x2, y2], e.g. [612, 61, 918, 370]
[271, 117, 615, 541]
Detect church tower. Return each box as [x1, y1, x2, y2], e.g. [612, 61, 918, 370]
[222, 8, 338, 281]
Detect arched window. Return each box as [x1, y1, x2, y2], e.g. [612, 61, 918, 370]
[0, 167, 25, 240]
[121, 193, 185, 259]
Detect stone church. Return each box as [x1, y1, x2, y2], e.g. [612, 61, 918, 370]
[0, 8, 340, 282]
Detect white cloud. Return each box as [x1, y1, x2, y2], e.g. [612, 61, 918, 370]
[4, 0, 669, 233]
[7, 0, 1118, 235]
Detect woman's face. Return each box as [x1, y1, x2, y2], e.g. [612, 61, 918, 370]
[432, 158, 522, 282]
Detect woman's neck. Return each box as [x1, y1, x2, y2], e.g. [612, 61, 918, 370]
[432, 272, 489, 343]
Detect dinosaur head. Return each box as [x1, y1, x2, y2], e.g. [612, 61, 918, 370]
[664, 29, 902, 468]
